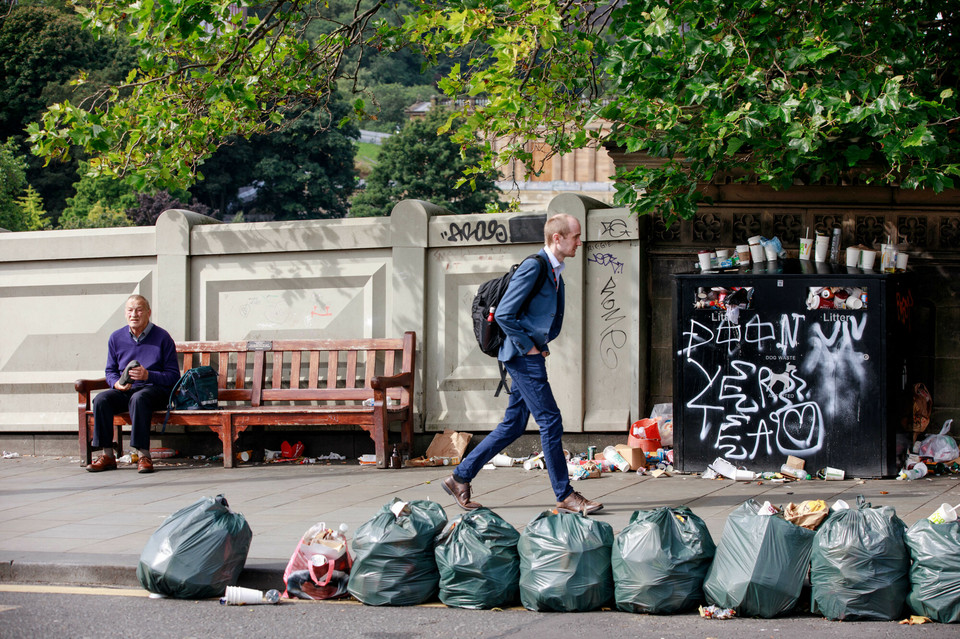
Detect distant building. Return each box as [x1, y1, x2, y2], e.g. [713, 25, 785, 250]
[406, 97, 616, 211]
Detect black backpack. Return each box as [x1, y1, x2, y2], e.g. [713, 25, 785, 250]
[471, 254, 548, 396]
[162, 366, 219, 431]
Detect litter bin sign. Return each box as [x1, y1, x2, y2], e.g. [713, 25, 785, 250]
[672, 260, 916, 477]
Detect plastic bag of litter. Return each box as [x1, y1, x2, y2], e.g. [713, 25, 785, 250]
[518, 510, 614, 612]
[703, 499, 814, 618]
[613, 506, 716, 614]
[347, 499, 447, 606]
[137, 494, 252, 599]
[905, 517, 960, 623]
[917, 419, 959, 463]
[434, 507, 520, 609]
[810, 495, 909, 620]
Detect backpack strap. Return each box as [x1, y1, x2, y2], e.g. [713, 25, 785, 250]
[497, 254, 550, 397]
[161, 373, 186, 433]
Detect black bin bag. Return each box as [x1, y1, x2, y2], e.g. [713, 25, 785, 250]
[518, 510, 614, 612]
[906, 518, 960, 623]
[347, 499, 447, 606]
[137, 494, 252, 599]
[434, 507, 520, 609]
[613, 506, 716, 614]
[703, 499, 814, 618]
[811, 496, 909, 621]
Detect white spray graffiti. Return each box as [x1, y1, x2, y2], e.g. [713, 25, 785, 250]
[680, 311, 866, 461]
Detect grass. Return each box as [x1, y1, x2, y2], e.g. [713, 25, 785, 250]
[355, 141, 382, 178]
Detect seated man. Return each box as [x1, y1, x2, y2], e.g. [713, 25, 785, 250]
[87, 294, 180, 474]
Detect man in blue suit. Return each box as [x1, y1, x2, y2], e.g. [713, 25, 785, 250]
[443, 214, 603, 514]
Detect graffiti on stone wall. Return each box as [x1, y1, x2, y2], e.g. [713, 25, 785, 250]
[441, 220, 509, 243]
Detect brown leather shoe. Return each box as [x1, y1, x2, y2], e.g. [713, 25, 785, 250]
[441, 475, 482, 511]
[557, 490, 603, 515]
[86, 455, 117, 472]
[137, 456, 154, 474]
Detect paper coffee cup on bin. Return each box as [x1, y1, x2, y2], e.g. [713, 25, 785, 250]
[798, 237, 813, 260]
[814, 234, 830, 262]
[845, 246, 861, 267]
[749, 243, 765, 263]
[928, 503, 959, 524]
[697, 250, 712, 271]
[736, 244, 751, 264]
[860, 249, 877, 269]
[896, 252, 909, 270]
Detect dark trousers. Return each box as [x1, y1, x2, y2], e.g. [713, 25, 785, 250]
[92, 386, 168, 452]
[454, 354, 572, 502]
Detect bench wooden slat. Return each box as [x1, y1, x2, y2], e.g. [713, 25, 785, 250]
[308, 351, 320, 389]
[77, 332, 416, 469]
[326, 351, 339, 390]
[290, 351, 301, 390]
[345, 350, 358, 389]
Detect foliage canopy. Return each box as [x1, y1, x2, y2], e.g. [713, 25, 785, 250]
[26, 0, 960, 226]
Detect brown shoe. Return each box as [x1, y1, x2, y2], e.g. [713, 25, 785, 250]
[441, 475, 482, 511]
[86, 455, 117, 472]
[557, 490, 603, 515]
[137, 456, 154, 474]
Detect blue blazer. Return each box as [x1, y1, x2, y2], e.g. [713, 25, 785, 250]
[494, 248, 564, 362]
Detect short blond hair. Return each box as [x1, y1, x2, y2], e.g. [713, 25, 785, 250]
[544, 214, 575, 245]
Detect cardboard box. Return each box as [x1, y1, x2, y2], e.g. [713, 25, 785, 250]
[615, 444, 647, 471]
[785, 455, 805, 470]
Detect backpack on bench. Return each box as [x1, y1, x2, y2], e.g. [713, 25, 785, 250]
[162, 366, 219, 431]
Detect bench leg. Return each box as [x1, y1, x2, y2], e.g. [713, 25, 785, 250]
[209, 415, 246, 469]
[79, 418, 94, 466]
[372, 402, 387, 469]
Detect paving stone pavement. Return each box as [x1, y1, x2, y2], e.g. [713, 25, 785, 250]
[1, 454, 958, 591]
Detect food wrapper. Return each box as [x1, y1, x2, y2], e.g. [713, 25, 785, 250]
[784, 499, 829, 530]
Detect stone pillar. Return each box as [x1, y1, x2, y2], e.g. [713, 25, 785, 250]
[155, 209, 221, 340]
[390, 199, 442, 428]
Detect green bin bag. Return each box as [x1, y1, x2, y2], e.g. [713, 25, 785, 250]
[905, 518, 960, 623]
[703, 499, 814, 618]
[518, 510, 614, 612]
[811, 496, 908, 621]
[434, 507, 520, 609]
[137, 494, 252, 599]
[347, 499, 447, 606]
[613, 506, 716, 614]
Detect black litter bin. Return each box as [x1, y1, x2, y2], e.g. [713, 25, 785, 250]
[672, 259, 917, 477]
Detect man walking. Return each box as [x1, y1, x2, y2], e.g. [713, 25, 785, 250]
[443, 214, 602, 514]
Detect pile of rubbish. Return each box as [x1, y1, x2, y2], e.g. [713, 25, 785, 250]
[136, 492, 960, 624]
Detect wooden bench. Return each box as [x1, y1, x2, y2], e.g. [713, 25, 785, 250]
[76, 332, 416, 469]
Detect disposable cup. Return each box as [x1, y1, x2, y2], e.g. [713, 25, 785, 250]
[928, 503, 958, 524]
[799, 237, 813, 260]
[814, 234, 830, 262]
[880, 244, 896, 272]
[221, 586, 267, 605]
[860, 249, 877, 269]
[845, 246, 861, 267]
[763, 243, 778, 261]
[491, 453, 515, 467]
[737, 245, 751, 264]
[823, 467, 845, 480]
[896, 252, 909, 270]
[749, 243, 765, 263]
[697, 251, 712, 271]
[715, 249, 730, 261]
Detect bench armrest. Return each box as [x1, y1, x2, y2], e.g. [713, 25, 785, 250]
[370, 371, 413, 392]
[76, 378, 109, 395]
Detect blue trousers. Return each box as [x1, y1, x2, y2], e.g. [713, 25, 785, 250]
[92, 386, 168, 451]
[454, 355, 572, 502]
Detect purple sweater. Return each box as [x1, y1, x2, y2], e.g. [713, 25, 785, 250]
[105, 324, 181, 392]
